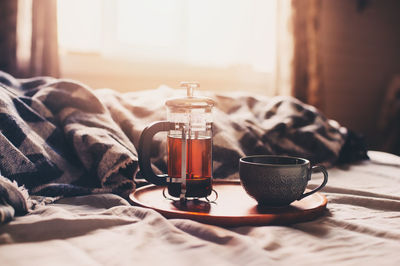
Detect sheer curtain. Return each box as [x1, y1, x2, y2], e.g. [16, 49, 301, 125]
[29, 0, 60, 77]
[274, 0, 294, 96]
[0, 0, 18, 75]
[57, 0, 279, 94]
[0, 0, 60, 78]
[290, 0, 324, 110]
[2, 0, 318, 99]
[274, 0, 325, 106]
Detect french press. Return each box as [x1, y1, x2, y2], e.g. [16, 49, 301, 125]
[138, 82, 215, 201]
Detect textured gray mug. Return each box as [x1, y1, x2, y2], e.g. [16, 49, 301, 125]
[239, 155, 328, 206]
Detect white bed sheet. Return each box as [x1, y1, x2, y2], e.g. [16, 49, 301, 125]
[0, 151, 399, 266]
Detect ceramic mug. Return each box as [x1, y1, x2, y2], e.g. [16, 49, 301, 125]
[239, 155, 328, 206]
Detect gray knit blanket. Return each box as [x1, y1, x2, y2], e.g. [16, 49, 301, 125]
[0, 71, 367, 223]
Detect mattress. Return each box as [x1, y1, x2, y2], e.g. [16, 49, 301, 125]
[0, 151, 399, 266]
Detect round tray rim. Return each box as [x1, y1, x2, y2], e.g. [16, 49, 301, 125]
[129, 180, 328, 227]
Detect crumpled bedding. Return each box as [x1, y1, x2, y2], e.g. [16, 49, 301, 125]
[0, 70, 367, 223]
[0, 151, 399, 266]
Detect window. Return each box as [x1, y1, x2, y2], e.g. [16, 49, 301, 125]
[57, 0, 277, 94]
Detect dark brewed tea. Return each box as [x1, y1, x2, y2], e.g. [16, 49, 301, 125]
[167, 135, 212, 197]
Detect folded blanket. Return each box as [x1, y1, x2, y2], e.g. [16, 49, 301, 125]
[0, 71, 368, 223]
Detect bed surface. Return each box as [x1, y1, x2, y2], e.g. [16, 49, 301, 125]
[1, 151, 399, 266]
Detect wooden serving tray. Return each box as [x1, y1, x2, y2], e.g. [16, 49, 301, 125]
[129, 180, 327, 227]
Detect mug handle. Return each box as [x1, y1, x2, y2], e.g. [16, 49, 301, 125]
[138, 121, 171, 186]
[298, 165, 328, 200]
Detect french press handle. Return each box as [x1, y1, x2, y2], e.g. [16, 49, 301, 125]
[138, 121, 172, 186]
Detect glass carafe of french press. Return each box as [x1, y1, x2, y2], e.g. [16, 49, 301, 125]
[138, 82, 215, 200]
